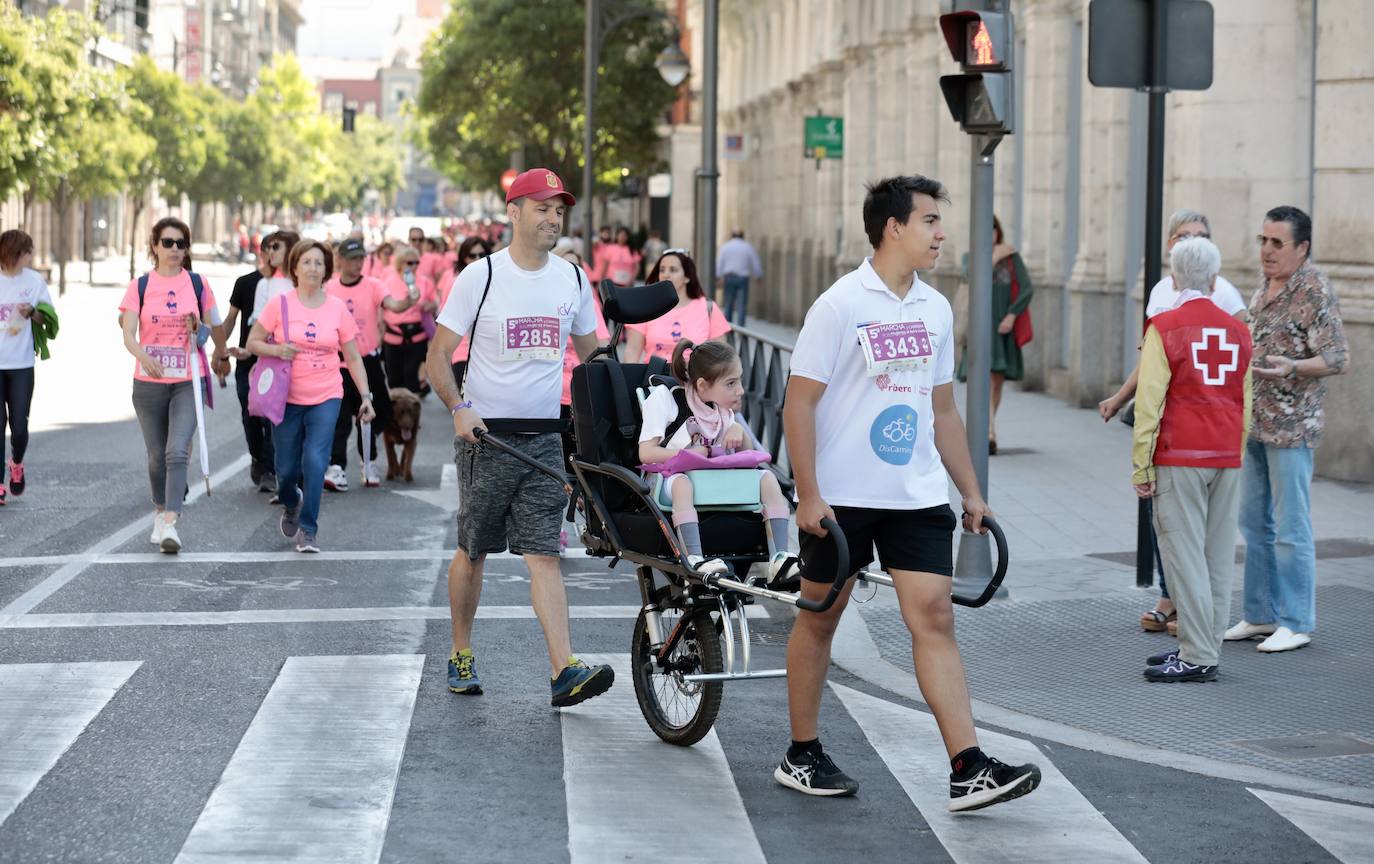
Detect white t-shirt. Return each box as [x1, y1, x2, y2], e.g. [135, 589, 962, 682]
[0, 269, 53, 370]
[639, 385, 694, 450]
[789, 259, 955, 509]
[1146, 274, 1244, 318]
[250, 275, 295, 326]
[436, 248, 597, 419]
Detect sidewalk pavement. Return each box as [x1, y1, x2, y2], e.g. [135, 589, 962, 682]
[738, 316, 1374, 799]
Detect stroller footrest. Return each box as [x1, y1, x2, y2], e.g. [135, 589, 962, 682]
[683, 668, 788, 683]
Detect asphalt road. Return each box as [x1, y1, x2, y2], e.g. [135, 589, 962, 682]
[0, 260, 1368, 864]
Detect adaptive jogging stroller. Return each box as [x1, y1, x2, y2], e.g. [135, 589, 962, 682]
[476, 280, 1008, 746]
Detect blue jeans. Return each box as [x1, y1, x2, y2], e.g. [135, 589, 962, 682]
[722, 274, 750, 326]
[1238, 440, 1316, 632]
[272, 399, 341, 536]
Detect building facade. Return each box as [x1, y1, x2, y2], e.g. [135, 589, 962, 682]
[705, 0, 1372, 482]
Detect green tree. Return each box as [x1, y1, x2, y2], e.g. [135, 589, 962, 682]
[248, 54, 331, 217]
[0, 6, 39, 206]
[0, 8, 96, 229]
[122, 55, 210, 277]
[416, 0, 677, 198]
[319, 114, 406, 213]
[68, 72, 155, 287]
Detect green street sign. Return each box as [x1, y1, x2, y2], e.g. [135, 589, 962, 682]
[803, 116, 844, 159]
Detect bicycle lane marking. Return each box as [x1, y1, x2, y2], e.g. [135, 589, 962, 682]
[0, 453, 252, 622]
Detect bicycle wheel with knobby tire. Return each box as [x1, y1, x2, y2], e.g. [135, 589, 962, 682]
[631, 603, 723, 746]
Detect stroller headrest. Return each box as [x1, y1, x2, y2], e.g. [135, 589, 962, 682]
[600, 280, 678, 325]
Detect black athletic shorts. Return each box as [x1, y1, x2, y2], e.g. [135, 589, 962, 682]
[799, 504, 957, 582]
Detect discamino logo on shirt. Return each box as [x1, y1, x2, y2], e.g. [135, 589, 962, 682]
[304, 322, 318, 343]
[870, 404, 919, 465]
[165, 290, 178, 314]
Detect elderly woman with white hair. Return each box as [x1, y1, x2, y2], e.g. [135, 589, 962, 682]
[1130, 237, 1254, 682]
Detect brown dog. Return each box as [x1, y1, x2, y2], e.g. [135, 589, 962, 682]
[384, 387, 422, 482]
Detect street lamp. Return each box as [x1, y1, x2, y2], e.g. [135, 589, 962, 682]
[654, 42, 690, 87]
[581, 0, 688, 265]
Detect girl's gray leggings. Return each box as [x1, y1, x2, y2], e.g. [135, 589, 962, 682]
[132, 380, 197, 514]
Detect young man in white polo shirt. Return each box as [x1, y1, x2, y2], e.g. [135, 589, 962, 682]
[426, 168, 613, 708]
[777, 175, 1041, 812]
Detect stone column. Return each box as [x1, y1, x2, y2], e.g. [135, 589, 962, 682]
[1311, 0, 1374, 481]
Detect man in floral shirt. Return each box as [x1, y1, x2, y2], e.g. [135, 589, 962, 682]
[1225, 206, 1348, 653]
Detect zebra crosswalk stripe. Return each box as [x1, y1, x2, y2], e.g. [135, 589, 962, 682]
[561, 654, 767, 864]
[1251, 788, 1374, 864]
[830, 681, 1149, 864]
[0, 661, 142, 828]
[174, 654, 424, 864]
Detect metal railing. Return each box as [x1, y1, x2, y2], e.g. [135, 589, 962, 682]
[724, 324, 794, 479]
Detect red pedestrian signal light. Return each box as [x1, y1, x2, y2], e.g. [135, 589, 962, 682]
[939, 9, 1015, 136]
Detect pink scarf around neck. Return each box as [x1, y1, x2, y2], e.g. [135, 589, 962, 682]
[684, 386, 733, 445]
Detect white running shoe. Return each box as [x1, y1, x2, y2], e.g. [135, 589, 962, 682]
[150, 514, 164, 545]
[159, 521, 181, 554]
[363, 460, 381, 488]
[687, 555, 731, 575]
[1223, 620, 1278, 641]
[1257, 626, 1311, 653]
[324, 464, 348, 492]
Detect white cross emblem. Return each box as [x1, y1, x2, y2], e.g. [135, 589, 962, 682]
[1191, 328, 1239, 385]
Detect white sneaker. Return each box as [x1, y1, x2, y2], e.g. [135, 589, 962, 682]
[768, 551, 800, 585]
[159, 521, 181, 554]
[1223, 620, 1278, 641]
[688, 555, 731, 576]
[1257, 626, 1312, 653]
[363, 460, 381, 488]
[150, 514, 164, 545]
[323, 464, 348, 492]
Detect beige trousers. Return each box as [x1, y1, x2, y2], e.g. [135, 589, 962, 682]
[1152, 464, 1243, 666]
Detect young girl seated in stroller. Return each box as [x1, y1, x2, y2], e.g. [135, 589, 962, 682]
[637, 338, 798, 583]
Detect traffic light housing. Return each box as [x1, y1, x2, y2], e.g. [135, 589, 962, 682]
[342, 106, 356, 134]
[939, 9, 1015, 136]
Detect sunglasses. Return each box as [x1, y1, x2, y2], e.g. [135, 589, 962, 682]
[662, 247, 691, 257]
[265, 242, 283, 252]
[159, 237, 190, 250]
[404, 260, 419, 268]
[1257, 235, 1293, 250]
[466, 251, 487, 261]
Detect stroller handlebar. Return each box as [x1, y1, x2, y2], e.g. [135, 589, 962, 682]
[473, 429, 574, 495]
[794, 517, 849, 613]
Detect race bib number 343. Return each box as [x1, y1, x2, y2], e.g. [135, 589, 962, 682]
[858, 321, 933, 376]
[501, 316, 561, 361]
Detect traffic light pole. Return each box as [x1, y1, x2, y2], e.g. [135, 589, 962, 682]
[1137, 0, 1169, 589]
[954, 134, 1002, 596]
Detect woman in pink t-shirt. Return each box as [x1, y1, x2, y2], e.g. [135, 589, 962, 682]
[600, 227, 642, 287]
[436, 236, 494, 385]
[625, 249, 731, 363]
[247, 239, 376, 553]
[379, 244, 437, 394]
[118, 217, 230, 554]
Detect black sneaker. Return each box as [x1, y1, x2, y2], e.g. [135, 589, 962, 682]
[1144, 659, 1217, 682]
[250, 461, 263, 487]
[774, 749, 859, 797]
[1147, 648, 1180, 667]
[948, 756, 1041, 812]
[259, 472, 278, 494]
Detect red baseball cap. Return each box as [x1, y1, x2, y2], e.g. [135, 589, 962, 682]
[505, 168, 577, 206]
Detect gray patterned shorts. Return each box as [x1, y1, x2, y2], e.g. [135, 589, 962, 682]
[455, 432, 566, 560]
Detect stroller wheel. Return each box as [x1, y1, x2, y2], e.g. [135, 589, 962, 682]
[632, 605, 723, 746]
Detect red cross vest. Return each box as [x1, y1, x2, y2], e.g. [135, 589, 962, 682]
[1150, 298, 1252, 468]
